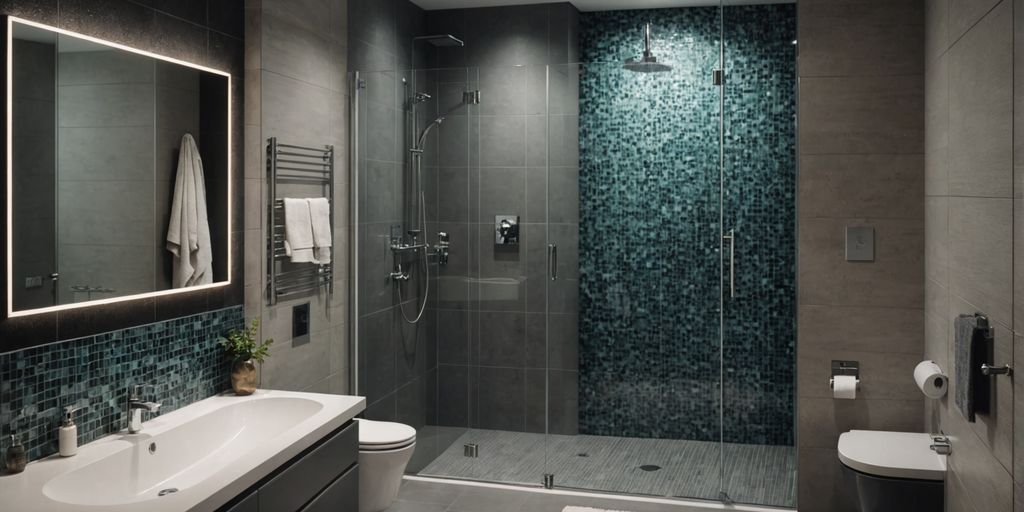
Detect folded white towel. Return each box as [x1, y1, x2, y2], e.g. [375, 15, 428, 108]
[283, 197, 317, 263]
[307, 197, 332, 264]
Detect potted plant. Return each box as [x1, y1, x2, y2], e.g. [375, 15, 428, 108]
[220, 318, 273, 395]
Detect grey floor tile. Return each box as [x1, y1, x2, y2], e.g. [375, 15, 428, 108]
[448, 487, 531, 512]
[396, 479, 466, 506]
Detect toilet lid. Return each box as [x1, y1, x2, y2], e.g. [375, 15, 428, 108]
[838, 430, 947, 481]
[357, 419, 416, 447]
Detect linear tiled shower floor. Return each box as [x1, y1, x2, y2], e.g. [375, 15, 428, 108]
[416, 427, 796, 508]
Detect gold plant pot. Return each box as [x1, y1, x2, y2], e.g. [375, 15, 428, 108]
[230, 358, 258, 396]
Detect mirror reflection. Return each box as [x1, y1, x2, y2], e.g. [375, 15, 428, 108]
[10, 21, 230, 312]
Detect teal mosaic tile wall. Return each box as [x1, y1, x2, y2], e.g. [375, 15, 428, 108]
[578, 5, 796, 445]
[0, 306, 244, 469]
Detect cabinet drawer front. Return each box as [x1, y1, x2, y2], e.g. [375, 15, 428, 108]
[259, 421, 358, 512]
[302, 465, 358, 512]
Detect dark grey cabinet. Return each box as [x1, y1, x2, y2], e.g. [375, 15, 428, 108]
[215, 421, 359, 512]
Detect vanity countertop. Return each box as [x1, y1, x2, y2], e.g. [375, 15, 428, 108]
[0, 390, 366, 512]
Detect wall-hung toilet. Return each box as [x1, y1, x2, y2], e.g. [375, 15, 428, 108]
[357, 419, 417, 512]
[838, 430, 947, 512]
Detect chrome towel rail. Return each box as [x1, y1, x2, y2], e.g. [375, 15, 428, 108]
[266, 137, 335, 305]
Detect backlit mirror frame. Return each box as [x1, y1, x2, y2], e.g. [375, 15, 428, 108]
[4, 16, 232, 318]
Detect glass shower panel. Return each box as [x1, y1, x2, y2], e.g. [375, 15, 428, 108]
[410, 66, 483, 481]
[549, 57, 724, 500]
[352, 67, 480, 478]
[719, 2, 798, 508]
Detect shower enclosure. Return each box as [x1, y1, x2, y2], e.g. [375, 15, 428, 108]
[350, 2, 796, 508]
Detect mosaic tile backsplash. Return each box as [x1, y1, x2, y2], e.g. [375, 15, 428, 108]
[578, 5, 796, 445]
[0, 306, 244, 469]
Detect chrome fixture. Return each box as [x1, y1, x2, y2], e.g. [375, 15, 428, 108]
[981, 363, 1013, 376]
[395, 65, 480, 324]
[495, 215, 519, 245]
[624, 22, 672, 73]
[548, 244, 558, 281]
[929, 435, 951, 455]
[412, 34, 465, 47]
[436, 232, 450, 266]
[723, 229, 735, 298]
[829, 360, 860, 390]
[126, 385, 162, 434]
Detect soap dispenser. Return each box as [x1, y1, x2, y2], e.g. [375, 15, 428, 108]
[5, 434, 27, 473]
[59, 406, 83, 457]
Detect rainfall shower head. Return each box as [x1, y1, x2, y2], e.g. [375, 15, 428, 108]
[624, 23, 672, 73]
[413, 34, 465, 47]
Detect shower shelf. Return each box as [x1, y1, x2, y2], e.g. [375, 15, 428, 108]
[266, 137, 335, 306]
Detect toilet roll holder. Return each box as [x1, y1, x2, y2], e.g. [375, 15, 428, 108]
[830, 360, 861, 390]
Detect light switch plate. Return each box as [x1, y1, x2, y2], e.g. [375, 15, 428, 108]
[845, 226, 874, 262]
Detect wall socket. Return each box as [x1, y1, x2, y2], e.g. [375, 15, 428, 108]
[24, 276, 43, 288]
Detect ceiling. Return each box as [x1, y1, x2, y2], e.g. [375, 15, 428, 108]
[410, 0, 793, 11]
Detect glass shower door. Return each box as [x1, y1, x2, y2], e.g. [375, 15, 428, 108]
[719, 2, 798, 507]
[544, 56, 725, 500]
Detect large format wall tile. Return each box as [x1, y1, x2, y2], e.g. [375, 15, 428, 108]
[799, 74, 924, 155]
[799, 154, 924, 219]
[948, 197, 1013, 326]
[948, 0, 1012, 198]
[799, 217, 924, 309]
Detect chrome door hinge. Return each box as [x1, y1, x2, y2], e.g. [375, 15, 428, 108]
[712, 69, 723, 86]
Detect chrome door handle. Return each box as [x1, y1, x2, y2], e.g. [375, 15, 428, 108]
[548, 244, 558, 281]
[723, 230, 735, 298]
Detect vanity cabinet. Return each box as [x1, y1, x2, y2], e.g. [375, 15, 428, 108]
[218, 420, 358, 512]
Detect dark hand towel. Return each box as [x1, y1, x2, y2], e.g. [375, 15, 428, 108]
[954, 313, 992, 423]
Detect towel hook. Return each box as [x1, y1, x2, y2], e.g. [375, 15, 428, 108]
[981, 364, 1013, 377]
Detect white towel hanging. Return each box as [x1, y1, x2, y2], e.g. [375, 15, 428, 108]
[166, 133, 213, 287]
[307, 198, 332, 264]
[283, 197, 318, 263]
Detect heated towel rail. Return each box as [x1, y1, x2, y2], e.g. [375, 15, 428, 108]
[266, 137, 334, 305]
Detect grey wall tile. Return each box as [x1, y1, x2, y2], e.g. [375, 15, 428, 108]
[926, 0, 950, 63]
[948, 197, 1013, 326]
[925, 52, 949, 197]
[477, 367, 526, 431]
[948, 1, 1012, 198]
[799, 75, 923, 155]
[799, 4, 923, 77]
[477, 311, 526, 367]
[262, 11, 334, 89]
[925, 196, 949, 285]
[799, 154, 924, 219]
[950, 0, 1004, 41]
[798, 217, 924, 308]
[798, 304, 924, 355]
[480, 115, 527, 167]
[798, 397, 924, 449]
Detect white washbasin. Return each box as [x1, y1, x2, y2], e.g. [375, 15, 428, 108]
[2, 390, 365, 512]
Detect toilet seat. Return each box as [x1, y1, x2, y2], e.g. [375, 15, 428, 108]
[838, 430, 946, 481]
[357, 419, 416, 452]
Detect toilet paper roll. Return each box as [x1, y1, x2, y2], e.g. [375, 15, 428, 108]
[832, 375, 857, 399]
[914, 360, 947, 399]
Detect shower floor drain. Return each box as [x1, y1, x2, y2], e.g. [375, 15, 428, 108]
[577, 453, 589, 457]
[639, 465, 662, 472]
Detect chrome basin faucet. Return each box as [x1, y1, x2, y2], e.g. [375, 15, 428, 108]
[126, 385, 162, 434]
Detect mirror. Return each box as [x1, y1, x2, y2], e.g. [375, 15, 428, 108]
[7, 18, 231, 315]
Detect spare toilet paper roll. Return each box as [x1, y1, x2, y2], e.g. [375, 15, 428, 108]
[914, 360, 948, 399]
[832, 375, 858, 399]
